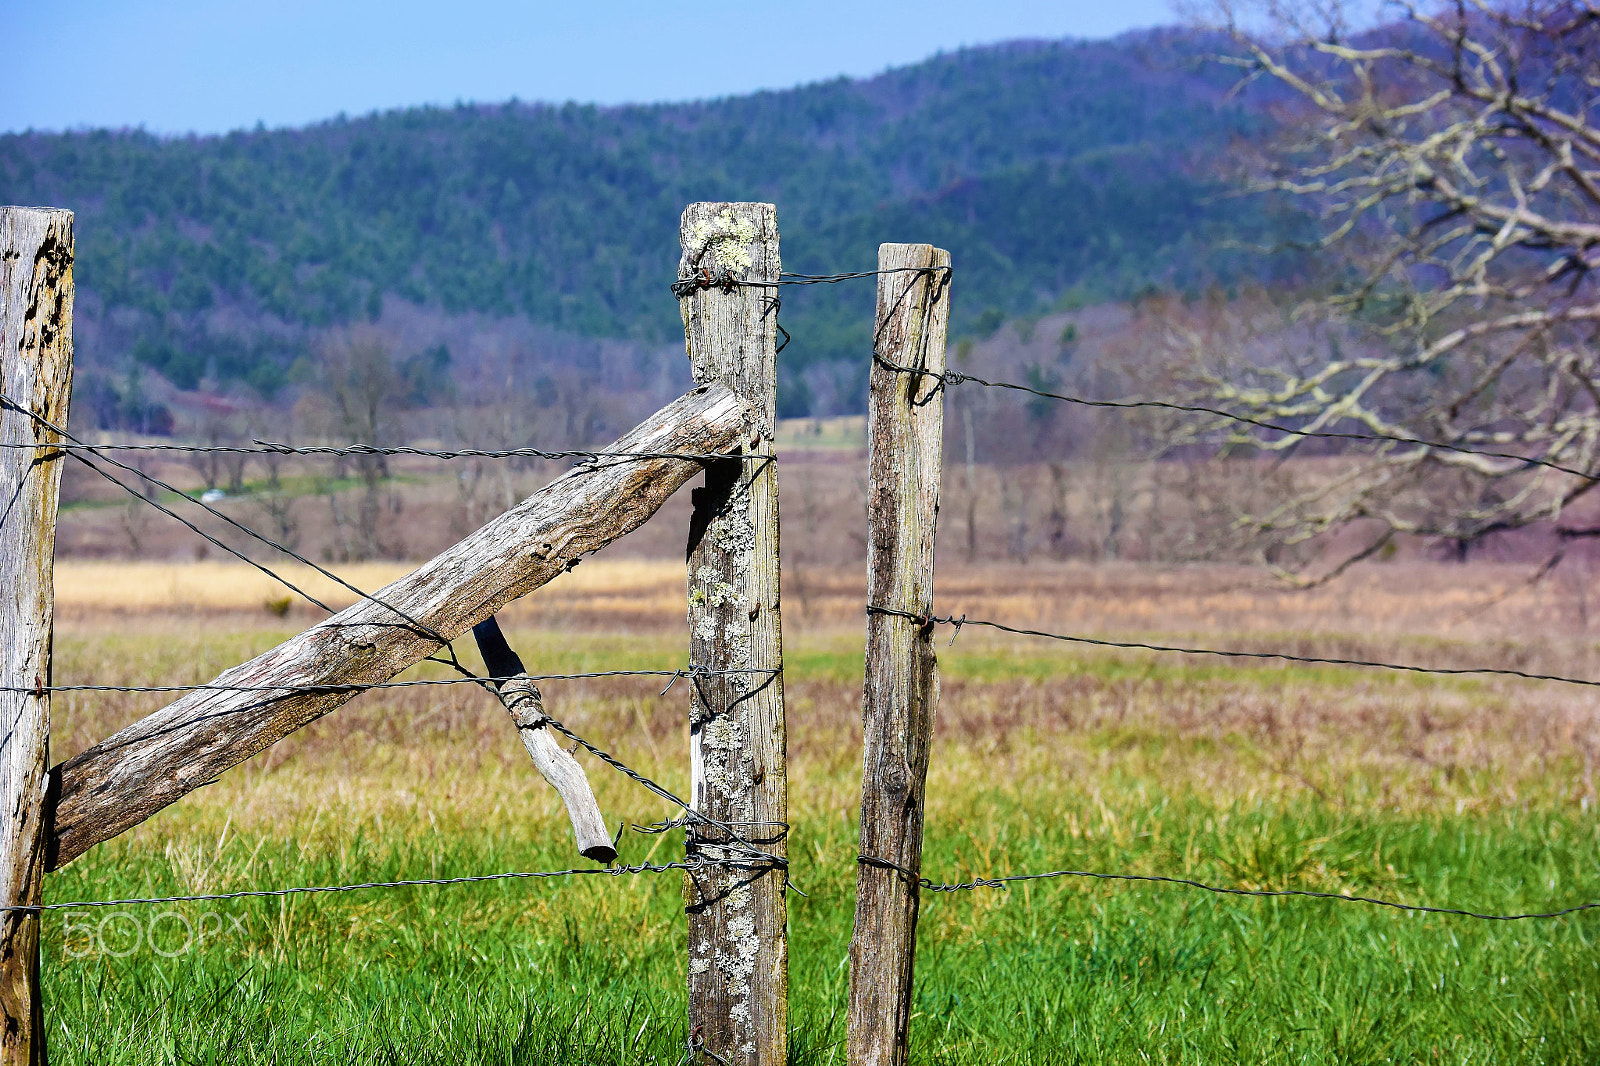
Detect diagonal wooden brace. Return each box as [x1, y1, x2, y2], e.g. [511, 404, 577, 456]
[44, 382, 753, 871]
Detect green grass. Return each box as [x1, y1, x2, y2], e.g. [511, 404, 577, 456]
[43, 794, 1599, 1064]
[41, 624, 1600, 1063]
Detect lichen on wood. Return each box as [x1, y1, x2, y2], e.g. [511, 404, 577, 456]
[678, 202, 788, 1066]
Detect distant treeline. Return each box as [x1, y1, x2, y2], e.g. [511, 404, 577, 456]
[0, 29, 1297, 416]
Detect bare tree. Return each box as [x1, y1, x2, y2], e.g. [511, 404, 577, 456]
[314, 329, 406, 560]
[1171, 1, 1600, 580]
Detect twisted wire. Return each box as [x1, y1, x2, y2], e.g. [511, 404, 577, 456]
[856, 856, 1599, 921]
[536, 701, 790, 875]
[0, 392, 789, 911]
[5, 861, 710, 914]
[2, 667, 776, 696]
[866, 605, 1600, 688]
[20, 666, 786, 912]
[874, 357, 1600, 483]
[1, 393, 535, 685]
[2, 394, 447, 627]
[0, 440, 742, 461]
[672, 265, 952, 298]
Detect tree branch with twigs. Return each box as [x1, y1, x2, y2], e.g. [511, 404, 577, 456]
[1166, 1, 1600, 580]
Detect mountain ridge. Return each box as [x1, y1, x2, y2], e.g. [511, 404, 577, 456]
[0, 27, 1285, 420]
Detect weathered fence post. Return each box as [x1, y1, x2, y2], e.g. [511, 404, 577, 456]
[677, 202, 788, 1066]
[0, 207, 74, 1066]
[848, 243, 951, 1066]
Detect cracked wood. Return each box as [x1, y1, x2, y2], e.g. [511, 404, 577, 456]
[0, 206, 74, 1066]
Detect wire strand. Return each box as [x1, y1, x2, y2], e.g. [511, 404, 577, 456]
[856, 856, 1599, 921]
[3, 667, 778, 696]
[0, 440, 745, 461]
[874, 357, 1600, 483]
[866, 605, 1600, 688]
[673, 265, 952, 297]
[7, 861, 713, 914]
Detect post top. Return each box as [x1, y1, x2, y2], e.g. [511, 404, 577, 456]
[678, 202, 779, 284]
[877, 243, 951, 268]
[1, 208, 74, 257]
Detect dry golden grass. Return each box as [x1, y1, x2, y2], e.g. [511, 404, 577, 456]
[53, 560, 418, 612]
[52, 558, 689, 629]
[58, 553, 1600, 635]
[44, 556, 1600, 853]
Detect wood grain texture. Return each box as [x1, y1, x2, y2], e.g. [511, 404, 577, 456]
[0, 206, 74, 1066]
[678, 202, 788, 1066]
[847, 244, 951, 1066]
[45, 382, 753, 870]
[494, 676, 617, 863]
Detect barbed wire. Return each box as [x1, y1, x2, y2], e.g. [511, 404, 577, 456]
[0, 439, 745, 461]
[3, 395, 431, 615]
[672, 265, 952, 298]
[873, 356, 1600, 483]
[866, 605, 1600, 688]
[479, 665, 791, 873]
[0, 388, 776, 691]
[5, 861, 710, 915]
[1, 394, 528, 689]
[19, 664, 789, 913]
[1, 666, 778, 696]
[26, 654, 789, 872]
[2, 392, 793, 905]
[17, 260, 1588, 1003]
[856, 856, 1600, 921]
[776, 267, 953, 286]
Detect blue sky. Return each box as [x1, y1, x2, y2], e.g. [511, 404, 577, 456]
[2, 0, 1180, 135]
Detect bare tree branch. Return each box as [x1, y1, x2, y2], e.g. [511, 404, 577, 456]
[1169, 1, 1600, 576]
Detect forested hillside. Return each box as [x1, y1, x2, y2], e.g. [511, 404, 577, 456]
[0, 28, 1286, 418]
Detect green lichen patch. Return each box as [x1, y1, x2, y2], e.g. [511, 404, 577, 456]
[691, 209, 758, 277]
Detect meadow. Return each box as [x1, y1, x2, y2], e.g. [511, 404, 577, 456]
[36, 555, 1600, 1064]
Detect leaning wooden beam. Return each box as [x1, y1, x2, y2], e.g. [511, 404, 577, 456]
[472, 616, 616, 863]
[0, 206, 75, 1066]
[44, 382, 753, 871]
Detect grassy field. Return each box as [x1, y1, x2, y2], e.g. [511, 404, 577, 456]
[39, 560, 1600, 1064]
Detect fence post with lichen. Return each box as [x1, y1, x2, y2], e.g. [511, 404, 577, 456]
[0, 206, 75, 1066]
[677, 201, 788, 1066]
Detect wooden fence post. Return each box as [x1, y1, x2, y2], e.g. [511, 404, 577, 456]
[0, 207, 75, 1066]
[677, 202, 788, 1066]
[847, 244, 951, 1066]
